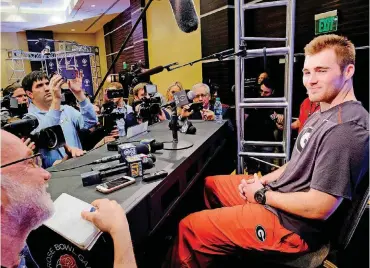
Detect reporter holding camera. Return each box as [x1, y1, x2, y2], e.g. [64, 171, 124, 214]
[132, 83, 169, 122]
[2, 84, 29, 108]
[181, 83, 216, 121]
[104, 82, 136, 136]
[23, 71, 98, 168]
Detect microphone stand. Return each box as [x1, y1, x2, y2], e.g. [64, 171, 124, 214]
[163, 103, 193, 150]
[167, 48, 234, 71]
[92, 0, 155, 103]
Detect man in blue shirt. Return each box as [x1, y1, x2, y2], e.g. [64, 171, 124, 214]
[23, 71, 97, 168]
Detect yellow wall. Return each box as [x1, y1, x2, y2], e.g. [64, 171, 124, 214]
[146, 0, 202, 96]
[1, 32, 32, 89]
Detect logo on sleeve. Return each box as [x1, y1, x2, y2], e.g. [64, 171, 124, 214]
[296, 127, 313, 153]
[255, 225, 266, 242]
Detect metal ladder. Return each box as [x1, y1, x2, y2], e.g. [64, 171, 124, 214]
[234, 0, 296, 174]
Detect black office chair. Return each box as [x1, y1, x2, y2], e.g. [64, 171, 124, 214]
[219, 172, 369, 268]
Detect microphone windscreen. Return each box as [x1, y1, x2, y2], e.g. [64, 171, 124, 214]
[169, 0, 199, 33]
[147, 153, 157, 163]
[143, 158, 154, 169]
[136, 144, 150, 154]
[152, 142, 164, 151]
[187, 90, 195, 100]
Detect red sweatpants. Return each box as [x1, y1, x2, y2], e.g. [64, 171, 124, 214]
[167, 175, 309, 268]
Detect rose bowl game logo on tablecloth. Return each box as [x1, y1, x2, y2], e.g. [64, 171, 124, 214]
[57, 254, 77, 268]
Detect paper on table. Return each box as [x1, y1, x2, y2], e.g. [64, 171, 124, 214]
[43, 193, 102, 250]
[127, 121, 148, 139]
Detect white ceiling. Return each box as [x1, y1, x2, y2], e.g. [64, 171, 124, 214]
[1, 0, 130, 33]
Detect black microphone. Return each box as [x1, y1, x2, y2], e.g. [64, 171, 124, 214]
[92, 154, 121, 164]
[137, 66, 164, 78]
[92, 149, 157, 165]
[82, 159, 155, 186]
[82, 166, 128, 186]
[169, 0, 199, 33]
[106, 140, 164, 153]
[179, 119, 196, 134]
[139, 139, 164, 153]
[134, 143, 164, 154]
[92, 155, 156, 172]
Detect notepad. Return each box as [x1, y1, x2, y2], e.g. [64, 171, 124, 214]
[43, 193, 102, 250]
[127, 121, 148, 138]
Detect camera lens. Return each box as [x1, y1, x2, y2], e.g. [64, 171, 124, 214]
[43, 129, 58, 149]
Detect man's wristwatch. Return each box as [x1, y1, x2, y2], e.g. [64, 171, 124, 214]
[254, 187, 269, 205]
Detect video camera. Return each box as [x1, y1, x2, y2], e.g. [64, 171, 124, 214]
[0, 96, 28, 126]
[109, 61, 149, 98]
[132, 96, 162, 125]
[98, 101, 126, 134]
[186, 102, 203, 113]
[106, 88, 126, 99]
[2, 115, 66, 151]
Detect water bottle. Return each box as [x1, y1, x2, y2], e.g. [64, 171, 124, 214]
[214, 97, 223, 123]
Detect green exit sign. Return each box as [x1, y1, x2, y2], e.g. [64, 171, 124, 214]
[315, 10, 338, 35]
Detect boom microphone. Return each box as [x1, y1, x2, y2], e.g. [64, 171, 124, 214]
[137, 66, 165, 78]
[82, 159, 155, 186]
[169, 0, 199, 33]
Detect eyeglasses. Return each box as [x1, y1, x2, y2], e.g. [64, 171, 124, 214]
[194, 93, 208, 99]
[0, 153, 42, 169]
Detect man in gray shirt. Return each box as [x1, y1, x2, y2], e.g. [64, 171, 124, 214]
[165, 34, 369, 267]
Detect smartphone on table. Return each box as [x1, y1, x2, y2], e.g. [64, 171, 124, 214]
[96, 176, 135, 194]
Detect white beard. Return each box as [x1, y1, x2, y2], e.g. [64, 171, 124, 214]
[2, 175, 54, 231]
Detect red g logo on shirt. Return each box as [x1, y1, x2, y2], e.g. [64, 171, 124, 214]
[296, 127, 313, 153]
[57, 254, 77, 268]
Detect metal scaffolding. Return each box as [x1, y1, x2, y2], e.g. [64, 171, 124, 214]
[6, 40, 101, 92]
[234, 0, 296, 174]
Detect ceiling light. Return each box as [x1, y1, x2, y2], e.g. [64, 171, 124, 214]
[71, 29, 75, 31]
[6, 14, 26, 22]
[91, 4, 95, 7]
[48, 16, 65, 24]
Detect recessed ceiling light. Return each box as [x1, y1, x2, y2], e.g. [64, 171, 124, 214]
[48, 15, 65, 24]
[91, 4, 95, 7]
[71, 29, 75, 31]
